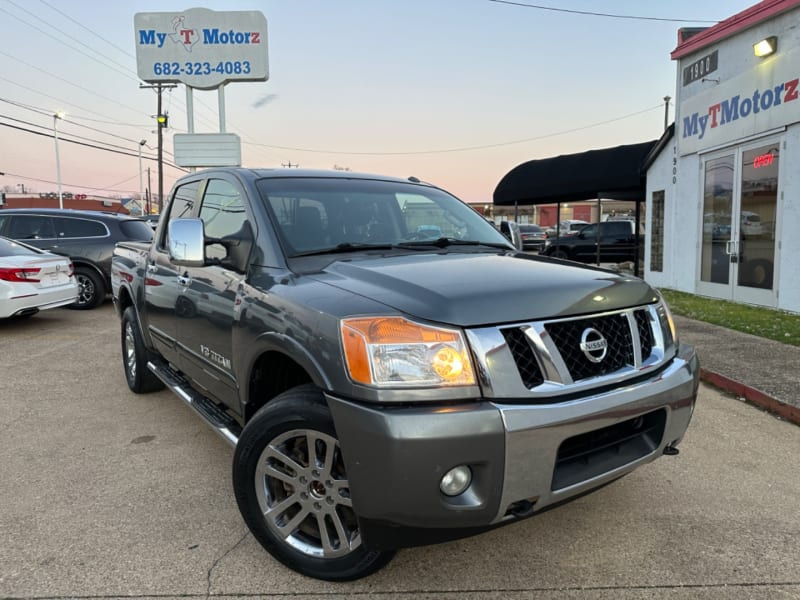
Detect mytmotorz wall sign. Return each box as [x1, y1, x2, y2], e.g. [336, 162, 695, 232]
[134, 8, 268, 89]
[678, 48, 799, 155]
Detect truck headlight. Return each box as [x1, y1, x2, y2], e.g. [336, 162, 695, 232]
[341, 317, 476, 387]
[655, 297, 678, 354]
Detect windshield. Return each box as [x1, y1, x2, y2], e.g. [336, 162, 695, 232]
[256, 177, 511, 257]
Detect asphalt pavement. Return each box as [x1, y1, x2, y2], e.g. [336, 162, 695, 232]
[0, 304, 799, 600]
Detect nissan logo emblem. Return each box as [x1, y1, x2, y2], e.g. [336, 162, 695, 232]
[580, 327, 608, 363]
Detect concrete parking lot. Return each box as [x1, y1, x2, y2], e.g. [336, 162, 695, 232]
[1, 303, 799, 600]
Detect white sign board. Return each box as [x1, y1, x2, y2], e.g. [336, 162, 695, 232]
[134, 8, 268, 90]
[173, 133, 242, 167]
[679, 48, 800, 155]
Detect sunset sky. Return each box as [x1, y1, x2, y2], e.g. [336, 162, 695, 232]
[0, 0, 756, 205]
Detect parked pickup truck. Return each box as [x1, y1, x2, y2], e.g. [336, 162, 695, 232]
[541, 219, 643, 264]
[112, 167, 698, 581]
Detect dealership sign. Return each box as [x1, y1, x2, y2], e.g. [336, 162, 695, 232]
[679, 49, 800, 155]
[134, 8, 268, 89]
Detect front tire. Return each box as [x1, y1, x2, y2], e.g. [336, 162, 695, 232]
[121, 306, 165, 393]
[233, 385, 395, 581]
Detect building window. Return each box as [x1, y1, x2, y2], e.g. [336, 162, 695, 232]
[650, 191, 665, 272]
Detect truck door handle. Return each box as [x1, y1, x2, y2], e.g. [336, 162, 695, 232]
[177, 274, 191, 287]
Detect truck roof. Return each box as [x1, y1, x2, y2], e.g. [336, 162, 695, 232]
[178, 166, 435, 188]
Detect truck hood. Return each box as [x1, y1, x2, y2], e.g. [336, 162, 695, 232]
[307, 252, 657, 327]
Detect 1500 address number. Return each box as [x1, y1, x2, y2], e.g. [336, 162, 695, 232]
[152, 61, 252, 76]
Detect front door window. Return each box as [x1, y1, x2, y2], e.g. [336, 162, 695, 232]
[738, 144, 778, 290]
[700, 155, 734, 285]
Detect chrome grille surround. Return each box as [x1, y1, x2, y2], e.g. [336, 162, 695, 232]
[465, 302, 675, 400]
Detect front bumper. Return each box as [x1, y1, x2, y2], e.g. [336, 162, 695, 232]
[326, 343, 698, 549]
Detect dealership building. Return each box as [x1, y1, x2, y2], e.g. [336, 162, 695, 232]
[645, 0, 800, 313]
[495, 0, 800, 313]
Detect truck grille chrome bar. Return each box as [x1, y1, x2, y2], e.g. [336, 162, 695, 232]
[466, 303, 673, 400]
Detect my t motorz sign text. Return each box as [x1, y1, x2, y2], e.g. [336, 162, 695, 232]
[134, 8, 268, 90]
[683, 78, 798, 141]
[678, 49, 800, 155]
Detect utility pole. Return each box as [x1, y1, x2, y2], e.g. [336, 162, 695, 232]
[146, 167, 152, 215]
[140, 82, 176, 213]
[663, 95, 671, 131]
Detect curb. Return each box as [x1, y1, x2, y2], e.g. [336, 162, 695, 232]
[699, 367, 800, 426]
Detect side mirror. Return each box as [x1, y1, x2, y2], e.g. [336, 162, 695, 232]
[499, 221, 523, 251]
[168, 218, 205, 267]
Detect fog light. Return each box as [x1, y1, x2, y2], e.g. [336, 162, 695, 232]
[440, 465, 472, 496]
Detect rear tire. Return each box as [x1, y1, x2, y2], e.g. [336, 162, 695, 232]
[121, 306, 165, 393]
[69, 267, 105, 309]
[233, 385, 395, 581]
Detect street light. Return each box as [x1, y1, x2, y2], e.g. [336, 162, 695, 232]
[138, 139, 147, 215]
[53, 110, 65, 209]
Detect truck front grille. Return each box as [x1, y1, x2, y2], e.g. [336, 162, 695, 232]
[635, 309, 654, 360]
[545, 313, 633, 380]
[501, 328, 544, 388]
[471, 303, 671, 398]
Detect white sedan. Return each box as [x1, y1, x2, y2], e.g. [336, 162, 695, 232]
[0, 236, 78, 319]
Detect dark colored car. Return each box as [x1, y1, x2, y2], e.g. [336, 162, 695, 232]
[541, 220, 642, 263]
[0, 208, 153, 309]
[518, 224, 547, 251]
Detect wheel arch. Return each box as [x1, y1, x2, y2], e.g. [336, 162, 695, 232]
[72, 260, 107, 293]
[241, 333, 334, 423]
[115, 282, 154, 348]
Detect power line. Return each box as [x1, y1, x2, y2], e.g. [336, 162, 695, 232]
[0, 96, 179, 159]
[6, 3, 282, 165]
[0, 3, 140, 84]
[0, 49, 147, 118]
[487, 0, 720, 23]
[242, 104, 663, 156]
[0, 100, 154, 147]
[0, 113, 154, 154]
[3, 170, 140, 196]
[0, 121, 189, 173]
[0, 77, 151, 128]
[37, 0, 137, 60]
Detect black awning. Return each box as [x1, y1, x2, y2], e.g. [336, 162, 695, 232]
[493, 140, 658, 206]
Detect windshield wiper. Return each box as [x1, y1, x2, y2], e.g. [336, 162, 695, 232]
[291, 242, 395, 257]
[396, 237, 510, 250]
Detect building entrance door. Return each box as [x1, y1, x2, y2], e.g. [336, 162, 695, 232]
[697, 139, 780, 306]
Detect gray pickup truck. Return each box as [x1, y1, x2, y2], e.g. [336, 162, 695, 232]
[112, 167, 699, 581]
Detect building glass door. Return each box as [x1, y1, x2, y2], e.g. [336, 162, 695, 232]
[697, 140, 780, 306]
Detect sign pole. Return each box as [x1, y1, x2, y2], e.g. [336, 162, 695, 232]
[218, 84, 226, 133]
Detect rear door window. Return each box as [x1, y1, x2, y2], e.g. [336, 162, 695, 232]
[53, 217, 107, 238]
[118, 220, 154, 241]
[7, 215, 56, 239]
